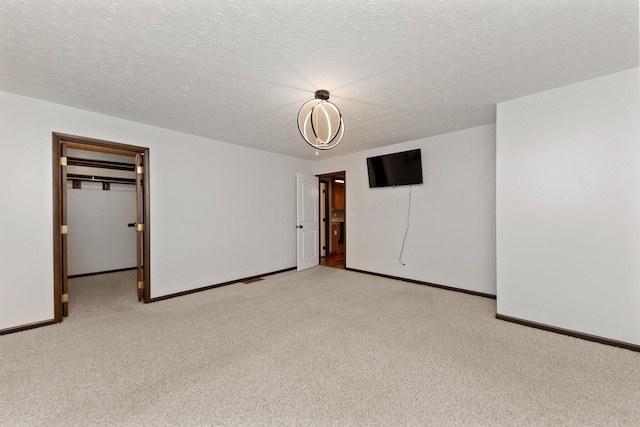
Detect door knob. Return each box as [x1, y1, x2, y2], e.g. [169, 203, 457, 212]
[297, 225, 303, 229]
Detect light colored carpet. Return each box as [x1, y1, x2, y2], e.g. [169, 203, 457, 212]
[1, 267, 638, 426]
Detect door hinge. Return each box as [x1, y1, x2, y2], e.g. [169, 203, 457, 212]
[60, 157, 67, 166]
[60, 225, 68, 235]
[136, 166, 143, 174]
[137, 281, 144, 290]
[136, 223, 145, 232]
[61, 294, 68, 303]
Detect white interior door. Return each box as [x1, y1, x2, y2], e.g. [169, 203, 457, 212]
[296, 173, 319, 271]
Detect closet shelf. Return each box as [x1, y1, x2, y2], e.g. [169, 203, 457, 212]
[67, 156, 135, 171]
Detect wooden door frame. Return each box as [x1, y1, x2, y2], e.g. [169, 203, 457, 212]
[52, 133, 151, 322]
[319, 179, 330, 258]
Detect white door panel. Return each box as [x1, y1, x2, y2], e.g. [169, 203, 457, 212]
[297, 173, 319, 271]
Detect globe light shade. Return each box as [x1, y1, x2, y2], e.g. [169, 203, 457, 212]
[297, 90, 344, 151]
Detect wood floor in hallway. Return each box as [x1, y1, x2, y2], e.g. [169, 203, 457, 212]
[320, 250, 344, 269]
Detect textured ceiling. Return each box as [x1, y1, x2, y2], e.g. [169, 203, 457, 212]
[0, 0, 638, 160]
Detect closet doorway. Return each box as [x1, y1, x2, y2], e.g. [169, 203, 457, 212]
[52, 133, 150, 322]
[317, 172, 346, 269]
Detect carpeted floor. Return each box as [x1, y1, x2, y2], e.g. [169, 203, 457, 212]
[1, 267, 639, 426]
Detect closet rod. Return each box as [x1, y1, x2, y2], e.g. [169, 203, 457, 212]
[67, 173, 136, 185]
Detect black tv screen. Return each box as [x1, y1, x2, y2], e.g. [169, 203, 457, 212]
[367, 149, 423, 188]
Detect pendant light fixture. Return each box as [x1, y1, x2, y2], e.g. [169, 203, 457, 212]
[297, 90, 344, 154]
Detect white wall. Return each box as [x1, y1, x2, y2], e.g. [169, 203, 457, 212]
[67, 181, 137, 276]
[0, 90, 312, 330]
[315, 124, 497, 295]
[496, 68, 640, 345]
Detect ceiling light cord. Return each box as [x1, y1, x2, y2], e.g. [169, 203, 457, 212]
[399, 185, 412, 266]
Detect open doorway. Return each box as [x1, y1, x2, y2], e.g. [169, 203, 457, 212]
[66, 148, 138, 315]
[52, 133, 150, 322]
[66, 148, 137, 278]
[317, 172, 346, 269]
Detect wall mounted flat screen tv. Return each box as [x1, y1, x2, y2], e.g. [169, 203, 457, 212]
[367, 149, 423, 188]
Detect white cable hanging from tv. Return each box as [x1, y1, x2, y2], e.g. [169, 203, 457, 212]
[297, 90, 344, 155]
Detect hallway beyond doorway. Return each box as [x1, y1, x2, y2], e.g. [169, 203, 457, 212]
[317, 171, 346, 270]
